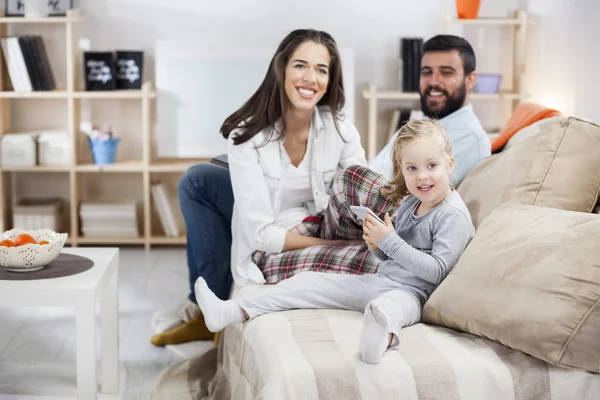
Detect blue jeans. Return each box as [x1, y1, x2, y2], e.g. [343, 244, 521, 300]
[178, 164, 234, 302]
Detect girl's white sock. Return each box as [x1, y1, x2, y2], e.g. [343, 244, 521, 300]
[360, 300, 391, 364]
[194, 277, 245, 332]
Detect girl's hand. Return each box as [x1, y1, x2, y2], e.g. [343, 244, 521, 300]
[364, 238, 379, 251]
[363, 212, 394, 245]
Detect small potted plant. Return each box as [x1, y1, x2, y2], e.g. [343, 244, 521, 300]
[86, 125, 121, 165]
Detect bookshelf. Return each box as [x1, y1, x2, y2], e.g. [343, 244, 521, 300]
[0, 9, 208, 249]
[363, 10, 528, 161]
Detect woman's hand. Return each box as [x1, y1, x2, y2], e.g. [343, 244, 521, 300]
[283, 232, 365, 251]
[329, 239, 365, 247]
[363, 213, 394, 245]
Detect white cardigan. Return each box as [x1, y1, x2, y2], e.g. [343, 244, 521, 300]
[228, 106, 367, 285]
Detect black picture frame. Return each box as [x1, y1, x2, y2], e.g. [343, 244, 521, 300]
[5, 0, 73, 17]
[115, 51, 144, 90]
[84, 52, 116, 91]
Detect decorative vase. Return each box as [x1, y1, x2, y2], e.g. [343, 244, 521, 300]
[456, 0, 481, 19]
[89, 138, 121, 165]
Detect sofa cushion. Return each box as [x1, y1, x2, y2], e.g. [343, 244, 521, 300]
[503, 116, 563, 150]
[422, 203, 600, 372]
[458, 117, 600, 228]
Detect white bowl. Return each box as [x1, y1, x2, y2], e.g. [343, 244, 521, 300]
[0, 229, 68, 272]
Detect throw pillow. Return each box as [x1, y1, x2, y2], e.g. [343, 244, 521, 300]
[457, 117, 600, 228]
[422, 203, 600, 372]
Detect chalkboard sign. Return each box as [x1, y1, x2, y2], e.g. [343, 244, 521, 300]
[84, 51, 115, 91]
[116, 51, 143, 89]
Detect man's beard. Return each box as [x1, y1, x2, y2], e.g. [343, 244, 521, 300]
[420, 82, 467, 119]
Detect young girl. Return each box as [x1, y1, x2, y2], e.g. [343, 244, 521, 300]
[194, 120, 475, 364]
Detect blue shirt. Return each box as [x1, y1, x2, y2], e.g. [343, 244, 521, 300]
[368, 103, 490, 187]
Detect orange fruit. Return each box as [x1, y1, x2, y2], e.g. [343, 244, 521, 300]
[0, 239, 15, 247]
[38, 240, 49, 245]
[14, 234, 37, 246]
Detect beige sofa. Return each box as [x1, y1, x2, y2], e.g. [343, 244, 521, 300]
[153, 117, 600, 400]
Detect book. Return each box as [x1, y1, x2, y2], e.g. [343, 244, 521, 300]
[1, 38, 22, 92]
[8, 37, 32, 92]
[151, 182, 182, 237]
[400, 37, 423, 92]
[18, 37, 41, 91]
[210, 153, 229, 168]
[33, 36, 56, 90]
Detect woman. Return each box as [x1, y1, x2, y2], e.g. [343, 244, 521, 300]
[151, 29, 394, 345]
[225, 28, 373, 285]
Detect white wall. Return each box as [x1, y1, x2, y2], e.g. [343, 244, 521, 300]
[10, 0, 593, 148]
[81, 0, 529, 146]
[79, 0, 593, 143]
[8, 0, 596, 205]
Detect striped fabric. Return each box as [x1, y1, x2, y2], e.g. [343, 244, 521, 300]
[153, 284, 600, 400]
[253, 165, 397, 284]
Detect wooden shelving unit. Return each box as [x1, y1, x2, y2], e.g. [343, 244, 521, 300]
[0, 9, 206, 249]
[363, 10, 529, 161]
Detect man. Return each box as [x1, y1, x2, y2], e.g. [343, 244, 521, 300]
[369, 35, 489, 187]
[150, 34, 489, 346]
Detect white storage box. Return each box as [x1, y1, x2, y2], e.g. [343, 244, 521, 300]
[13, 198, 64, 231]
[38, 130, 71, 165]
[1, 133, 38, 167]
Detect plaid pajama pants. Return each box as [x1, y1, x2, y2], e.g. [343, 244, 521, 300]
[252, 165, 397, 284]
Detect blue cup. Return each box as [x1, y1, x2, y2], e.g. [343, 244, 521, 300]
[89, 137, 121, 165]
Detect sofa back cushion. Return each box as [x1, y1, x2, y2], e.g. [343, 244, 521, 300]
[503, 116, 563, 150]
[422, 203, 600, 372]
[457, 117, 600, 228]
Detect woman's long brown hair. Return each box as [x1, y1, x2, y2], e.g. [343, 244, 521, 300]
[220, 29, 345, 145]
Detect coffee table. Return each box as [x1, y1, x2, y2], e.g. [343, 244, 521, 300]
[0, 248, 119, 400]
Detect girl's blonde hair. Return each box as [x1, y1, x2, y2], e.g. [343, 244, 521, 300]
[387, 119, 452, 204]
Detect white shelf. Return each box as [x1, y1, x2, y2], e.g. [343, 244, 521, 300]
[149, 159, 210, 172]
[0, 89, 156, 99]
[1, 164, 71, 172]
[451, 17, 522, 26]
[76, 237, 146, 245]
[74, 90, 157, 99]
[0, 90, 69, 99]
[0, 9, 166, 249]
[71, 235, 189, 246]
[364, 10, 529, 161]
[150, 236, 187, 245]
[75, 160, 145, 172]
[0, 12, 82, 24]
[362, 90, 522, 101]
[1, 160, 211, 174]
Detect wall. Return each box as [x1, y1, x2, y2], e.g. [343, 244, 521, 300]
[9, 0, 592, 150]
[6, 0, 595, 207]
[93, 0, 522, 139]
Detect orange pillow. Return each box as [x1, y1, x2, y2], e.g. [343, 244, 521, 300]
[491, 102, 562, 153]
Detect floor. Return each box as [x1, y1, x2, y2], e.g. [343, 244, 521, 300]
[0, 247, 213, 400]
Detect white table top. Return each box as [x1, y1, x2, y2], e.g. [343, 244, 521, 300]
[0, 247, 119, 307]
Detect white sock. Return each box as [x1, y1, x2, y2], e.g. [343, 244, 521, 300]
[360, 301, 391, 364]
[193, 277, 245, 332]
